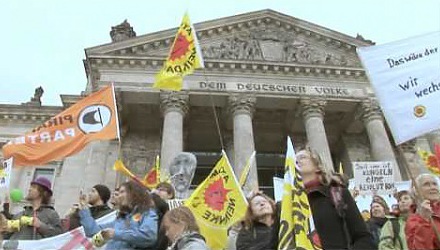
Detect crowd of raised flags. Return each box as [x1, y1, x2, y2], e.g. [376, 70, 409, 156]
[1, 11, 440, 250]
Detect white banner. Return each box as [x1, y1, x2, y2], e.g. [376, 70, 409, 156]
[2, 211, 117, 250]
[0, 157, 13, 189]
[353, 161, 395, 195]
[357, 31, 440, 144]
[272, 177, 283, 202]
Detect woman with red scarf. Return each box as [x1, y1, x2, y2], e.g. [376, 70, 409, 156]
[296, 148, 375, 249]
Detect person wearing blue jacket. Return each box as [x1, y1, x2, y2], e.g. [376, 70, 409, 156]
[79, 181, 158, 249]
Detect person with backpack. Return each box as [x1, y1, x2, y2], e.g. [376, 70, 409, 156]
[296, 148, 375, 249]
[367, 197, 390, 248]
[378, 190, 414, 250]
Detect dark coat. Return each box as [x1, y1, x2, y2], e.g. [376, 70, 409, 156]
[236, 221, 279, 250]
[7, 205, 63, 240]
[366, 216, 388, 248]
[307, 184, 375, 250]
[236, 202, 280, 250]
[151, 193, 170, 250]
[67, 204, 113, 231]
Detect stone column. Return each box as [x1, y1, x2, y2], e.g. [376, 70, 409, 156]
[360, 99, 401, 181]
[160, 92, 189, 179]
[426, 130, 440, 152]
[300, 98, 334, 171]
[399, 140, 427, 179]
[223, 132, 235, 165]
[229, 94, 258, 194]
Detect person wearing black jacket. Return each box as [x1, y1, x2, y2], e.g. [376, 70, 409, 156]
[296, 148, 376, 250]
[236, 192, 280, 250]
[366, 198, 389, 248]
[151, 182, 176, 250]
[65, 184, 113, 231]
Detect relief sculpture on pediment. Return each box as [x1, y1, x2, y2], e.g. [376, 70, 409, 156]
[201, 28, 357, 66]
[202, 34, 263, 61]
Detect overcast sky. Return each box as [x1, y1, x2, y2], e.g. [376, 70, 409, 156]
[1, 0, 439, 106]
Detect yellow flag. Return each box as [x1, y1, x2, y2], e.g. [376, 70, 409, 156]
[339, 162, 344, 175]
[185, 151, 247, 250]
[278, 137, 318, 250]
[153, 12, 204, 91]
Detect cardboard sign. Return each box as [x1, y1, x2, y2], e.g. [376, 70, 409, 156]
[354, 161, 395, 195]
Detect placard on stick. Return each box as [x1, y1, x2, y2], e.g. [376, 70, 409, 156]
[354, 161, 395, 195]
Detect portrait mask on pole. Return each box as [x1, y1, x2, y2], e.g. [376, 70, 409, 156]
[169, 152, 197, 199]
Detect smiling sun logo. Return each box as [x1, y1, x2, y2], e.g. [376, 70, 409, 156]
[204, 178, 231, 211]
[170, 33, 191, 61]
[414, 105, 426, 118]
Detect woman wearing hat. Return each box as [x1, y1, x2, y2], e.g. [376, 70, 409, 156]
[3, 176, 63, 240]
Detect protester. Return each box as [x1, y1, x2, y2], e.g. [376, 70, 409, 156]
[109, 187, 120, 210]
[79, 181, 158, 249]
[405, 173, 440, 249]
[2, 195, 12, 220]
[161, 206, 208, 250]
[367, 196, 390, 247]
[66, 184, 113, 231]
[296, 148, 375, 249]
[3, 176, 63, 240]
[236, 192, 279, 250]
[151, 182, 176, 250]
[379, 190, 414, 250]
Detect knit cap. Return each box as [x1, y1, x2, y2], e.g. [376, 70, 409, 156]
[93, 184, 111, 204]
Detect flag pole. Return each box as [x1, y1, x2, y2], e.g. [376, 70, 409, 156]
[397, 145, 440, 242]
[112, 82, 122, 188]
[202, 69, 224, 150]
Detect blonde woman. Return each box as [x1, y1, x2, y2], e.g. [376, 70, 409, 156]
[161, 206, 209, 250]
[296, 148, 374, 249]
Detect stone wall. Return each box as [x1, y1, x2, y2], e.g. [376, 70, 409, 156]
[340, 134, 371, 177]
[121, 130, 161, 176]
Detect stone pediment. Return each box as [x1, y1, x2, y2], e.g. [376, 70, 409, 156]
[85, 9, 373, 68]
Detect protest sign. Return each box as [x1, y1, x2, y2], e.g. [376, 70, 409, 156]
[0, 157, 13, 188]
[354, 161, 395, 195]
[357, 31, 440, 144]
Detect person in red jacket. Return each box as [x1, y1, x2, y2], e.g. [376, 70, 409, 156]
[405, 173, 440, 249]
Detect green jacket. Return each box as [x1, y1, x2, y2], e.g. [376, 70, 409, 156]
[378, 215, 408, 250]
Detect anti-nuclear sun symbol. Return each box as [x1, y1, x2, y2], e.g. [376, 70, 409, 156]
[204, 178, 231, 211]
[170, 33, 191, 61]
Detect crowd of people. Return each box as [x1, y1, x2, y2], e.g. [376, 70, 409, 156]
[0, 148, 439, 250]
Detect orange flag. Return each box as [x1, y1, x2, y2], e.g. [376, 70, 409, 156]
[2, 85, 119, 166]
